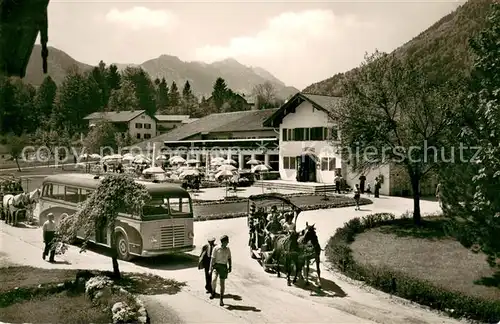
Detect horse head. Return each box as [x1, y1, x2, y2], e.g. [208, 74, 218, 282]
[303, 223, 318, 246]
[29, 188, 41, 203]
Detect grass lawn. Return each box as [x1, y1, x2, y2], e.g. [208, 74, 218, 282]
[0, 265, 186, 323]
[0, 291, 111, 324]
[350, 218, 500, 301]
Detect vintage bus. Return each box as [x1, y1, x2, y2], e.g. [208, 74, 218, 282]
[37, 173, 195, 260]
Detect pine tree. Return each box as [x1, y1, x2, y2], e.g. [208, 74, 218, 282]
[169, 81, 181, 111]
[108, 79, 139, 112]
[122, 67, 157, 117]
[106, 64, 121, 91]
[212, 77, 228, 111]
[156, 78, 169, 113]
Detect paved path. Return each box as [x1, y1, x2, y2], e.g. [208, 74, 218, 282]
[0, 195, 461, 324]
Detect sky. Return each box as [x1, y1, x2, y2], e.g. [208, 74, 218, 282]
[46, 0, 464, 89]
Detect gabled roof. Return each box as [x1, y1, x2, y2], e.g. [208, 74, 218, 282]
[155, 115, 190, 122]
[84, 110, 146, 122]
[263, 93, 341, 128]
[135, 109, 277, 150]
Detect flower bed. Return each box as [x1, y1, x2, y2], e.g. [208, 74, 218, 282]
[325, 213, 500, 323]
[192, 192, 364, 205]
[193, 195, 372, 222]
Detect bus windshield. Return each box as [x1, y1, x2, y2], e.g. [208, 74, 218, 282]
[142, 196, 192, 219]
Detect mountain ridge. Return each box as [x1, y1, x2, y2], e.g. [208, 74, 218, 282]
[302, 0, 493, 96]
[25, 46, 299, 100]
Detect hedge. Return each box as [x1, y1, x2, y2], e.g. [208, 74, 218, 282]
[325, 213, 500, 323]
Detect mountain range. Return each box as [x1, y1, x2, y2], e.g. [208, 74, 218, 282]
[303, 0, 494, 96]
[25, 46, 299, 100]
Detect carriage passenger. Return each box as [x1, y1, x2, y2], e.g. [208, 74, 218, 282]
[282, 213, 296, 233]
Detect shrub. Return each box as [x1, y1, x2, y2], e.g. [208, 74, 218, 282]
[325, 213, 500, 323]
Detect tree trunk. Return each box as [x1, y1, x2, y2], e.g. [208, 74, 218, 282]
[110, 233, 121, 279]
[411, 176, 422, 225]
[15, 158, 21, 172]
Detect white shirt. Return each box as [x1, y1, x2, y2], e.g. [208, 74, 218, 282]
[283, 222, 296, 232]
[211, 246, 231, 265]
[43, 220, 56, 232]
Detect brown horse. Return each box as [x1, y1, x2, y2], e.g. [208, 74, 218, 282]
[297, 223, 322, 288]
[271, 230, 301, 286]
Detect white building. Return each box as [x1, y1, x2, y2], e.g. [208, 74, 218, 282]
[263, 93, 342, 184]
[84, 110, 158, 141]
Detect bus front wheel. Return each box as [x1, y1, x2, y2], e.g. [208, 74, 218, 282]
[116, 234, 132, 261]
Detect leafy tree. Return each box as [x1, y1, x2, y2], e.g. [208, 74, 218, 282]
[334, 50, 461, 225]
[57, 174, 150, 278]
[212, 77, 228, 110]
[83, 121, 119, 154]
[439, 3, 500, 268]
[89, 61, 110, 108]
[52, 69, 101, 133]
[252, 81, 278, 109]
[108, 79, 139, 112]
[122, 67, 156, 116]
[32, 128, 65, 166]
[156, 78, 169, 113]
[106, 64, 121, 92]
[6, 133, 29, 171]
[33, 76, 57, 127]
[168, 81, 180, 109]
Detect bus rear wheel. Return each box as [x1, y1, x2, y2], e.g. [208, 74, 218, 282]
[116, 234, 132, 261]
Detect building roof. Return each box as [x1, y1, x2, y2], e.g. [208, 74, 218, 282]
[135, 109, 278, 150]
[263, 93, 341, 128]
[182, 118, 199, 124]
[84, 110, 146, 122]
[155, 115, 190, 122]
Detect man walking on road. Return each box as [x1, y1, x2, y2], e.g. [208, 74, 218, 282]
[210, 235, 232, 306]
[42, 213, 56, 262]
[199, 237, 216, 294]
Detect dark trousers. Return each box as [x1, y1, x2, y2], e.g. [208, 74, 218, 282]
[43, 231, 55, 261]
[360, 181, 365, 194]
[204, 266, 212, 292]
[374, 186, 380, 198]
[335, 181, 341, 194]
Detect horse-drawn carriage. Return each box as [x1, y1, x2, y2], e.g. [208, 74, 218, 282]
[247, 193, 322, 287]
[0, 177, 40, 226]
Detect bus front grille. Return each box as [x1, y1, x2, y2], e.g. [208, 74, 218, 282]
[160, 225, 185, 248]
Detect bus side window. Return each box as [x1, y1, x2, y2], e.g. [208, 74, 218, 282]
[65, 186, 79, 203]
[52, 185, 65, 200]
[42, 184, 49, 197]
[45, 184, 56, 199]
[181, 198, 191, 213]
[80, 189, 93, 202]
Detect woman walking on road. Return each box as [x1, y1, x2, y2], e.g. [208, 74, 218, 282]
[210, 235, 232, 306]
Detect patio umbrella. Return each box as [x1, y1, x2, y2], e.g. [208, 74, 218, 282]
[90, 153, 101, 159]
[176, 166, 192, 173]
[122, 153, 134, 158]
[143, 166, 165, 174]
[186, 159, 200, 164]
[223, 159, 237, 165]
[133, 157, 150, 164]
[156, 154, 168, 161]
[252, 164, 269, 173]
[211, 160, 223, 166]
[179, 169, 200, 179]
[217, 164, 236, 172]
[246, 159, 261, 165]
[169, 156, 186, 164]
[215, 170, 234, 179]
[122, 155, 135, 162]
[102, 154, 122, 161]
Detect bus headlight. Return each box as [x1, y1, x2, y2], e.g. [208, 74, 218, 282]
[150, 236, 158, 244]
[187, 231, 194, 239]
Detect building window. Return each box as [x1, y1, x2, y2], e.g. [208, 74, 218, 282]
[329, 127, 339, 141]
[282, 128, 288, 141]
[144, 134, 151, 139]
[144, 123, 151, 129]
[141, 115, 145, 119]
[310, 127, 324, 141]
[293, 128, 305, 141]
[320, 157, 336, 171]
[283, 156, 296, 169]
[136, 133, 141, 139]
[135, 123, 143, 129]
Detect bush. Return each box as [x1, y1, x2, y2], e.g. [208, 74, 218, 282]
[325, 213, 500, 323]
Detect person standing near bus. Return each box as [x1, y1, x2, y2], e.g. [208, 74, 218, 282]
[210, 235, 232, 306]
[199, 237, 216, 294]
[42, 213, 56, 262]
